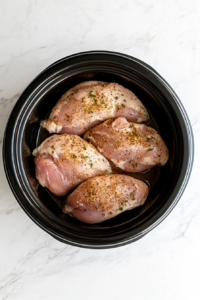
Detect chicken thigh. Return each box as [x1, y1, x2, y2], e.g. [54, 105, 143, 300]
[33, 134, 111, 196]
[84, 117, 169, 173]
[63, 174, 149, 224]
[41, 81, 149, 135]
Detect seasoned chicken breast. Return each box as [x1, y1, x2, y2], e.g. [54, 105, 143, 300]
[84, 117, 169, 173]
[33, 134, 111, 196]
[63, 174, 149, 223]
[41, 81, 149, 135]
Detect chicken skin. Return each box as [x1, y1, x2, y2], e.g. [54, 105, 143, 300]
[33, 134, 111, 196]
[84, 117, 169, 173]
[41, 81, 149, 135]
[63, 174, 149, 224]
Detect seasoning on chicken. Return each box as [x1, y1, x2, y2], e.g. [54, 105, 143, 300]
[84, 117, 169, 173]
[41, 81, 149, 135]
[63, 174, 149, 223]
[32, 134, 111, 196]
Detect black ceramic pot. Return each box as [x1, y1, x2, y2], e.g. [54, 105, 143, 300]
[3, 51, 194, 249]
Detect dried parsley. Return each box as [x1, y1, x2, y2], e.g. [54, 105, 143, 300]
[89, 91, 96, 97]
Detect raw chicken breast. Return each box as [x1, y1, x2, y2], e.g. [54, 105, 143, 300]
[33, 134, 111, 196]
[63, 174, 149, 224]
[84, 117, 169, 173]
[41, 81, 149, 135]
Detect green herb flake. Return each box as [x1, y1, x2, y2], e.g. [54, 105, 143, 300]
[83, 147, 87, 150]
[131, 142, 135, 145]
[69, 98, 72, 100]
[121, 94, 124, 96]
[124, 99, 126, 102]
[84, 156, 88, 159]
[132, 197, 135, 200]
[148, 148, 154, 151]
[146, 137, 153, 142]
[67, 115, 70, 118]
[132, 132, 138, 136]
[100, 101, 105, 104]
[90, 163, 93, 168]
[72, 154, 77, 159]
[115, 97, 118, 100]
[51, 145, 54, 148]
[89, 91, 96, 97]
[54, 122, 58, 125]
[119, 207, 123, 211]
[94, 99, 97, 105]
[110, 212, 113, 214]
[122, 104, 126, 108]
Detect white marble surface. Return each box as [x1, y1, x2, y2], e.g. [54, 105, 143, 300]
[0, 0, 200, 299]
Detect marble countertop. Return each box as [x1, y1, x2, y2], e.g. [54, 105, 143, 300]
[0, 0, 199, 299]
